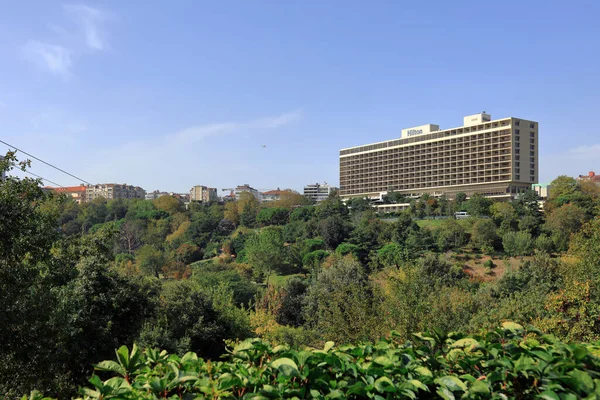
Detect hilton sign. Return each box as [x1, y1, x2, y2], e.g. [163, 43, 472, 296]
[401, 124, 439, 139]
[406, 129, 423, 136]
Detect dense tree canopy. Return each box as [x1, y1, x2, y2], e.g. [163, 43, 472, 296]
[3, 153, 600, 398]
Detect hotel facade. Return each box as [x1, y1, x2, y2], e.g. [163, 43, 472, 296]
[339, 112, 538, 201]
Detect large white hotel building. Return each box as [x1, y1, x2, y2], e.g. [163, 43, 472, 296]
[339, 112, 538, 203]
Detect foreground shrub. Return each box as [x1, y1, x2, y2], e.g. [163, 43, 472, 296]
[26, 322, 600, 399]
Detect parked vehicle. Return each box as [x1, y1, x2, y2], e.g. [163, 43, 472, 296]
[454, 211, 471, 219]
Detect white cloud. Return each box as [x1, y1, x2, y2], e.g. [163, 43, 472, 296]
[540, 143, 600, 182]
[169, 122, 239, 144]
[22, 40, 73, 78]
[81, 110, 303, 190]
[167, 110, 303, 144]
[568, 144, 600, 157]
[256, 110, 302, 129]
[63, 4, 109, 51]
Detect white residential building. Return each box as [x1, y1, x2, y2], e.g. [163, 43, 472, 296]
[86, 183, 146, 201]
[235, 184, 261, 201]
[304, 182, 337, 202]
[190, 185, 217, 203]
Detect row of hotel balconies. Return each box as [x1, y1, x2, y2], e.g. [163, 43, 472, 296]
[342, 162, 513, 172]
[346, 144, 513, 161]
[342, 180, 513, 193]
[342, 172, 512, 182]
[341, 171, 513, 181]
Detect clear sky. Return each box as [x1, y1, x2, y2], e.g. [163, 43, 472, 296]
[1, 1, 599, 192]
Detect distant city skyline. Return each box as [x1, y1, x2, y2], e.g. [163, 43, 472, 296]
[1, 1, 600, 192]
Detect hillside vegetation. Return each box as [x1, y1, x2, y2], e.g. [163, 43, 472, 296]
[2, 152, 600, 398]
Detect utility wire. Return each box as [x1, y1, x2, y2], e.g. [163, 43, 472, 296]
[0, 139, 92, 185]
[23, 170, 65, 188]
[5, 160, 66, 187]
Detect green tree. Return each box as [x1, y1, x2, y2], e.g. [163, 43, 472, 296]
[224, 201, 240, 225]
[544, 203, 587, 252]
[455, 192, 467, 207]
[138, 280, 250, 358]
[256, 207, 289, 226]
[276, 278, 308, 327]
[303, 256, 377, 343]
[390, 212, 420, 244]
[303, 238, 325, 253]
[490, 202, 517, 233]
[119, 220, 144, 254]
[290, 206, 314, 222]
[349, 211, 388, 260]
[245, 227, 285, 283]
[335, 242, 360, 259]
[346, 197, 372, 213]
[470, 218, 498, 251]
[465, 193, 492, 217]
[240, 204, 258, 228]
[518, 214, 542, 236]
[136, 244, 166, 278]
[436, 219, 467, 250]
[548, 175, 578, 201]
[154, 195, 184, 215]
[502, 231, 534, 256]
[106, 198, 129, 221]
[270, 190, 312, 209]
[302, 250, 329, 271]
[79, 197, 108, 231]
[375, 243, 411, 268]
[535, 233, 554, 253]
[314, 193, 348, 219]
[319, 215, 349, 250]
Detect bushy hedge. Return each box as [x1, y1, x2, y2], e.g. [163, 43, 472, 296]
[25, 322, 600, 399]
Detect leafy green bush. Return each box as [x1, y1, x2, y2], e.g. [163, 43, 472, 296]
[256, 208, 290, 226]
[302, 250, 329, 269]
[27, 322, 600, 399]
[335, 242, 360, 258]
[535, 233, 554, 253]
[502, 231, 534, 256]
[303, 239, 325, 253]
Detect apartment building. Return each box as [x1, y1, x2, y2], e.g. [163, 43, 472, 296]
[190, 185, 218, 203]
[45, 184, 88, 204]
[235, 184, 261, 201]
[145, 190, 167, 200]
[261, 189, 286, 202]
[339, 112, 538, 201]
[86, 183, 146, 201]
[304, 182, 337, 202]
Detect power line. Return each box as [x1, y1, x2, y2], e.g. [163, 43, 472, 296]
[5, 160, 66, 187]
[0, 139, 92, 185]
[23, 170, 64, 188]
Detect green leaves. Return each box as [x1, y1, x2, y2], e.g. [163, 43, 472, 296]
[374, 376, 396, 393]
[270, 357, 299, 377]
[32, 323, 600, 400]
[95, 344, 143, 382]
[566, 369, 594, 394]
[435, 375, 468, 392]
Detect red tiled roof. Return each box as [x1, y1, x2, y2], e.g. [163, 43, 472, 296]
[262, 190, 286, 195]
[45, 185, 87, 193]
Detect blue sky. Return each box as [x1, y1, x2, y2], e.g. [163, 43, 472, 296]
[1, 1, 599, 192]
